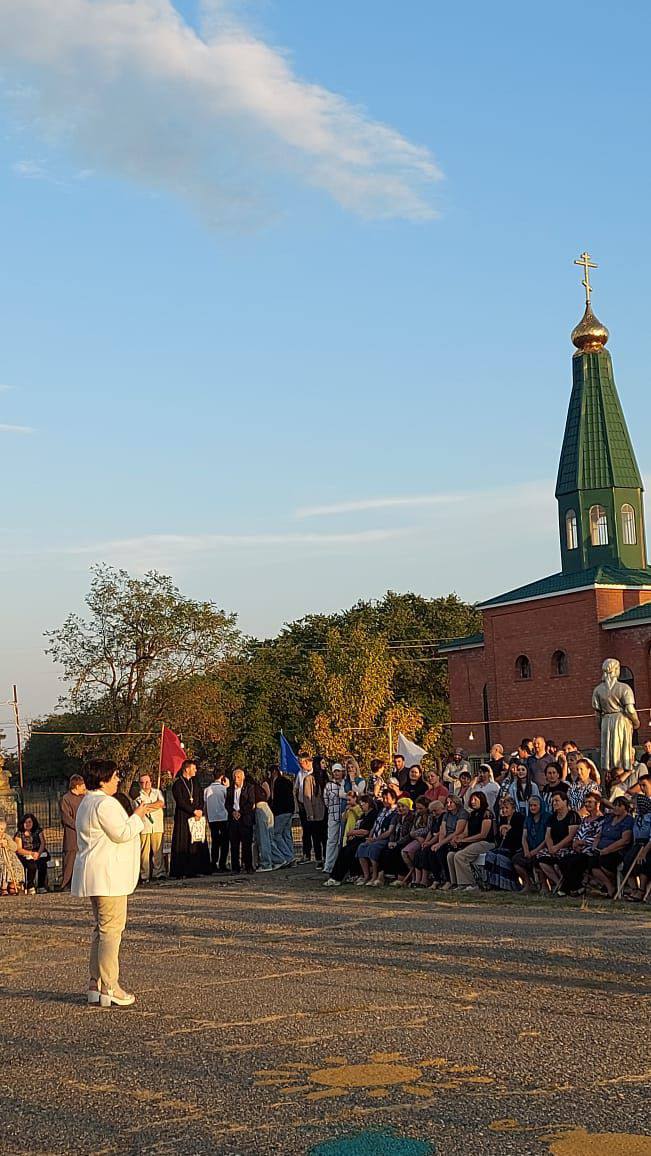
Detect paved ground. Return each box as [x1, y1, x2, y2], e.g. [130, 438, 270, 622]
[1, 868, 650, 1156]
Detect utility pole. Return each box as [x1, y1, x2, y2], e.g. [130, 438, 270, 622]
[12, 684, 23, 789]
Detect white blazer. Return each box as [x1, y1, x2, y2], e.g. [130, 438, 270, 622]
[72, 791, 144, 898]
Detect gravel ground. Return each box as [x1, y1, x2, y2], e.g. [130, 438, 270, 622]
[1, 867, 649, 1156]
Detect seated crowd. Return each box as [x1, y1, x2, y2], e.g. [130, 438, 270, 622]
[317, 739, 651, 902]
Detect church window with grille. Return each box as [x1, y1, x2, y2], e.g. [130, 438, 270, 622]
[515, 654, 532, 680]
[565, 509, 578, 550]
[621, 503, 637, 545]
[589, 504, 609, 546]
[551, 649, 568, 676]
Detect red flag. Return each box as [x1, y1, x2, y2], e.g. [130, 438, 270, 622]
[159, 726, 186, 778]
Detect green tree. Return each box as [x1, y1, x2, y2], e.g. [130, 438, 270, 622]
[310, 625, 394, 763]
[23, 712, 86, 784]
[45, 565, 240, 785]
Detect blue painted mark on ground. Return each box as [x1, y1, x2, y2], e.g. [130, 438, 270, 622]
[309, 1129, 434, 1156]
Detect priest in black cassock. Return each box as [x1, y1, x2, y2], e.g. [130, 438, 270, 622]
[170, 759, 210, 878]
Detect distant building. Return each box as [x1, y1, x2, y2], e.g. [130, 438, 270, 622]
[440, 257, 651, 755]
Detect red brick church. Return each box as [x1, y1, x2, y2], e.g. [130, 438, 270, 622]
[440, 257, 651, 755]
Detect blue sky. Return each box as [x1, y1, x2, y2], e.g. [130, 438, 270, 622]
[1, 0, 651, 722]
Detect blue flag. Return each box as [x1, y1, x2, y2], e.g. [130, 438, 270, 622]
[280, 733, 301, 776]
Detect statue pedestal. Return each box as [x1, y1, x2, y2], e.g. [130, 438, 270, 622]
[0, 784, 19, 832]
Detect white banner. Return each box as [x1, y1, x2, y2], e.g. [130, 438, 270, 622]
[397, 732, 428, 765]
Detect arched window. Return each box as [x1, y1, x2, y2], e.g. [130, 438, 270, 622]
[565, 509, 578, 550]
[621, 503, 637, 545]
[589, 504, 609, 546]
[515, 655, 532, 680]
[551, 649, 568, 676]
[619, 665, 634, 690]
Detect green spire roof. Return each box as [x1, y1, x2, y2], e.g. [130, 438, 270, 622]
[556, 349, 642, 496]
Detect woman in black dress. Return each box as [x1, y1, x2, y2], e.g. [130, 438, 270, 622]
[170, 760, 209, 878]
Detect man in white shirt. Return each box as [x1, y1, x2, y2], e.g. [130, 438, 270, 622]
[443, 748, 472, 785]
[204, 771, 230, 872]
[135, 772, 166, 882]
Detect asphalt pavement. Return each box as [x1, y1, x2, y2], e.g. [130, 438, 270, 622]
[1, 867, 649, 1156]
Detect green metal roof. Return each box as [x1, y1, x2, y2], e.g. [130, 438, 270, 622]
[556, 349, 642, 497]
[601, 602, 651, 630]
[437, 632, 484, 653]
[479, 564, 651, 609]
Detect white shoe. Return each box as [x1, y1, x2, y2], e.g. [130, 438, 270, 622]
[257, 866, 273, 872]
[355, 877, 367, 886]
[27, 887, 36, 895]
[87, 988, 100, 1005]
[99, 988, 135, 1008]
[324, 878, 341, 887]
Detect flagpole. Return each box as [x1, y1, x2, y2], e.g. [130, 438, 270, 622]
[388, 719, 393, 767]
[157, 723, 165, 790]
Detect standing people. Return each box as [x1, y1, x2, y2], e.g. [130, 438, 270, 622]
[269, 766, 296, 865]
[72, 760, 155, 1007]
[226, 768, 256, 873]
[367, 758, 387, 796]
[527, 735, 556, 789]
[294, 754, 326, 866]
[253, 777, 284, 872]
[169, 760, 209, 879]
[303, 758, 326, 867]
[135, 772, 166, 883]
[295, 751, 315, 862]
[204, 770, 230, 873]
[392, 754, 408, 789]
[443, 748, 472, 786]
[323, 764, 346, 875]
[59, 774, 86, 891]
[343, 758, 366, 796]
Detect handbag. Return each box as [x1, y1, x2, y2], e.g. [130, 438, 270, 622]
[188, 815, 207, 844]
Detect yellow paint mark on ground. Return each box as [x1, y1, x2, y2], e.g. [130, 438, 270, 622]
[489, 1119, 523, 1132]
[546, 1127, 651, 1156]
[309, 1062, 422, 1089]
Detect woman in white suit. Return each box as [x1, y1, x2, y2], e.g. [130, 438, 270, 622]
[73, 760, 155, 1008]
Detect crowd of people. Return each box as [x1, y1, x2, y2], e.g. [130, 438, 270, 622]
[317, 739, 651, 901]
[1, 738, 650, 904]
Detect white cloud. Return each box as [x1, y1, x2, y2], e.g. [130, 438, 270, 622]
[297, 493, 466, 518]
[12, 159, 48, 180]
[64, 527, 411, 557]
[0, 423, 34, 434]
[296, 482, 556, 520]
[0, 0, 440, 225]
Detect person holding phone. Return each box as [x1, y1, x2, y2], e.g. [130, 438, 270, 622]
[72, 760, 156, 1008]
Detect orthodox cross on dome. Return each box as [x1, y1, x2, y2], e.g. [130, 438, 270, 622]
[574, 250, 598, 306]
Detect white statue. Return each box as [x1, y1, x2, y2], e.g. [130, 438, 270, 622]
[592, 658, 639, 771]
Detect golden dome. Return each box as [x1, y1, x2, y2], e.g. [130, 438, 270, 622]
[571, 302, 609, 352]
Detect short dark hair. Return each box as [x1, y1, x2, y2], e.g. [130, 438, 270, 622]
[370, 758, 385, 774]
[84, 760, 118, 791]
[297, 750, 311, 760]
[180, 759, 196, 774]
[383, 787, 398, 802]
[614, 796, 631, 811]
[69, 774, 85, 790]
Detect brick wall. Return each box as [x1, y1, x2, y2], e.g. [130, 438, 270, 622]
[446, 586, 651, 756]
